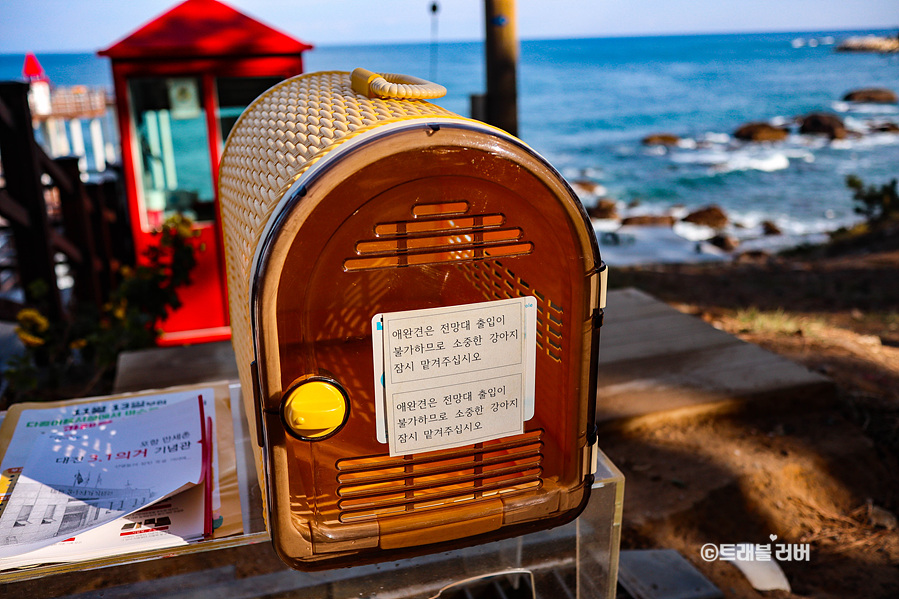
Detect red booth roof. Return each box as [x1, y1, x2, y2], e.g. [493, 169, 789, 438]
[22, 52, 48, 81]
[98, 0, 313, 60]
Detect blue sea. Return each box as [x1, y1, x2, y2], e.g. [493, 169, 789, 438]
[2, 30, 898, 255]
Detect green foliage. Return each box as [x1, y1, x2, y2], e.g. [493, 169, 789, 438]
[2, 215, 201, 404]
[846, 174, 898, 223]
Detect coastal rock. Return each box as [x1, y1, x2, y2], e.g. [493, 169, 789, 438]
[682, 205, 729, 229]
[734, 122, 789, 142]
[709, 234, 740, 252]
[588, 199, 619, 220]
[571, 179, 606, 196]
[620, 215, 676, 227]
[799, 113, 847, 140]
[836, 36, 899, 54]
[642, 133, 681, 146]
[867, 500, 898, 530]
[735, 250, 772, 264]
[871, 121, 899, 134]
[762, 220, 782, 236]
[842, 88, 898, 104]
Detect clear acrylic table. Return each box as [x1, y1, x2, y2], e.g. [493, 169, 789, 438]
[1, 383, 623, 599]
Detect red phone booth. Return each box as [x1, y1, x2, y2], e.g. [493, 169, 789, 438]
[99, 0, 313, 344]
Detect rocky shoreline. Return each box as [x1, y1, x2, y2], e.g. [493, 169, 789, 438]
[572, 86, 898, 265]
[642, 87, 898, 144]
[836, 34, 899, 54]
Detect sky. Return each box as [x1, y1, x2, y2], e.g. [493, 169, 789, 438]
[0, 0, 896, 54]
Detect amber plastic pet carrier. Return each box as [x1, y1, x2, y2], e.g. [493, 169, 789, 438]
[218, 69, 607, 569]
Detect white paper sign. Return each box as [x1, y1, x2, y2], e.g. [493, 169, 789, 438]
[372, 297, 536, 456]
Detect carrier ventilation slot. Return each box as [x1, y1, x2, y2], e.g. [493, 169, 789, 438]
[344, 204, 533, 272]
[461, 261, 565, 362]
[335, 430, 544, 522]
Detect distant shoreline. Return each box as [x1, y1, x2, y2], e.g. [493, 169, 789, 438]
[2, 27, 897, 56]
[836, 34, 899, 54]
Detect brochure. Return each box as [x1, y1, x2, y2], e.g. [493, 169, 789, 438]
[0, 383, 244, 570]
[0, 397, 208, 564]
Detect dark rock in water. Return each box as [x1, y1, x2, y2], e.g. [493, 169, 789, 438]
[871, 121, 899, 134]
[642, 133, 681, 146]
[571, 179, 603, 195]
[867, 500, 898, 530]
[627, 199, 642, 209]
[709, 234, 740, 252]
[683, 205, 729, 229]
[799, 113, 847, 140]
[843, 88, 898, 104]
[734, 122, 789, 142]
[736, 250, 772, 264]
[621, 215, 676, 227]
[762, 220, 782, 236]
[588, 199, 619, 220]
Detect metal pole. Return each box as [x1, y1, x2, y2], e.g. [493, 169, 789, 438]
[484, 0, 519, 137]
[430, 1, 440, 81]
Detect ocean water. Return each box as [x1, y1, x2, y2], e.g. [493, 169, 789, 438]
[2, 30, 898, 251]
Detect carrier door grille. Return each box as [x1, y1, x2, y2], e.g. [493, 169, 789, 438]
[461, 261, 565, 362]
[344, 202, 533, 272]
[336, 430, 544, 522]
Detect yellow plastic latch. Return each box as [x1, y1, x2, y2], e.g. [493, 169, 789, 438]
[282, 380, 348, 439]
[350, 67, 447, 100]
[351, 68, 381, 98]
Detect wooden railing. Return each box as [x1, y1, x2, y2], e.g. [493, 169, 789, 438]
[0, 81, 132, 322]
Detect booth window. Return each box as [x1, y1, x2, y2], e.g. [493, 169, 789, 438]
[216, 76, 283, 140]
[128, 77, 215, 229]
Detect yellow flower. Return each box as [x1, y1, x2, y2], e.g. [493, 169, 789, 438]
[15, 327, 45, 348]
[164, 213, 195, 239]
[113, 302, 127, 320]
[16, 308, 49, 333]
[69, 338, 88, 350]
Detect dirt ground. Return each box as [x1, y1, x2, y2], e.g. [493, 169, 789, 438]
[604, 229, 899, 598]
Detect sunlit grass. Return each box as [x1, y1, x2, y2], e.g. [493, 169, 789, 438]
[733, 307, 825, 338]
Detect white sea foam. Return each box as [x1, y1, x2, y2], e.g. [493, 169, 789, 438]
[673, 221, 715, 241]
[720, 152, 790, 173]
[702, 132, 731, 144]
[831, 133, 899, 151]
[832, 101, 899, 115]
[590, 199, 866, 266]
[594, 224, 727, 266]
[843, 116, 870, 132]
[780, 147, 815, 162]
[670, 141, 794, 173]
[670, 150, 730, 166]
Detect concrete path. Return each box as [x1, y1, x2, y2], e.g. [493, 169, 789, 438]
[596, 288, 834, 429]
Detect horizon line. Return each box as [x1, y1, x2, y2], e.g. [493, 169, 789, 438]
[2, 25, 896, 56]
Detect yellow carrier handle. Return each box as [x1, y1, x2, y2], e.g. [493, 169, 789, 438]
[351, 67, 447, 100]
